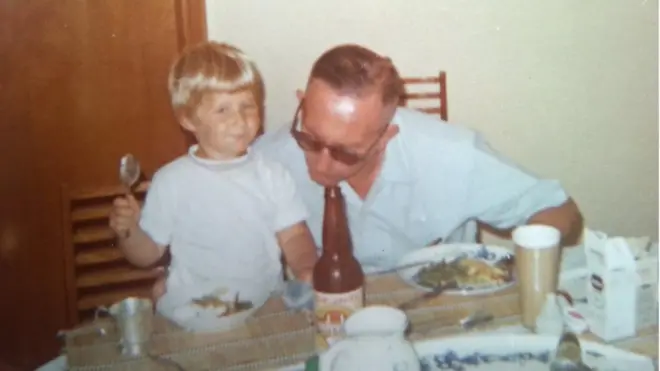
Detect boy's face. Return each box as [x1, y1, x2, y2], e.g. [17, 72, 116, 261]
[181, 90, 260, 159]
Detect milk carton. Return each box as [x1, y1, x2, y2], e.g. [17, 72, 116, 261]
[629, 239, 658, 329]
[584, 229, 637, 341]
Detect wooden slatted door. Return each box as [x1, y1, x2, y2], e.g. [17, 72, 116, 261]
[61, 182, 159, 324]
[1, 0, 206, 366]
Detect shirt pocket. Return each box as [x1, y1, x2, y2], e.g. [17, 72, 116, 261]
[405, 204, 438, 247]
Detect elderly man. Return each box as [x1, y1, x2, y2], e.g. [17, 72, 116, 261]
[258, 44, 582, 272]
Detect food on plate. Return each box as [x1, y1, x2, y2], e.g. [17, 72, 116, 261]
[414, 258, 512, 289]
[192, 295, 227, 309]
[191, 294, 254, 317]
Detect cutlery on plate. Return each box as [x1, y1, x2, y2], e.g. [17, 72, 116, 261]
[223, 292, 254, 315]
[398, 280, 458, 310]
[371, 254, 471, 277]
[368, 261, 435, 276]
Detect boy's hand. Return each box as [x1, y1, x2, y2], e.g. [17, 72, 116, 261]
[151, 267, 167, 301]
[109, 194, 141, 238]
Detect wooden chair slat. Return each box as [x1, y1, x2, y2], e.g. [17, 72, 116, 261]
[403, 92, 442, 100]
[62, 181, 157, 324]
[399, 71, 448, 121]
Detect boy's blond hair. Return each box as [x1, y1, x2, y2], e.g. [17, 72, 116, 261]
[168, 42, 265, 120]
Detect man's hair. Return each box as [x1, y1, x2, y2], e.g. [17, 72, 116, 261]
[309, 44, 404, 105]
[168, 41, 265, 119]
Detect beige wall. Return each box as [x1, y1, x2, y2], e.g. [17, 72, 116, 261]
[206, 0, 659, 239]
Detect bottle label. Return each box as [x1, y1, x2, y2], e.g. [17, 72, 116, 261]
[313, 287, 364, 345]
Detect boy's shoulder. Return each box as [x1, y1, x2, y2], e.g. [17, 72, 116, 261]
[151, 155, 195, 183]
[252, 127, 297, 158]
[250, 150, 291, 181]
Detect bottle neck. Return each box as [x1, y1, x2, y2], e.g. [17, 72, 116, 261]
[322, 186, 353, 256]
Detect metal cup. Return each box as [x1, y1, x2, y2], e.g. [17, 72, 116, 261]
[103, 297, 154, 357]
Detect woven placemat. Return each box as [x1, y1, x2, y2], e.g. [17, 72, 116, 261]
[365, 274, 520, 339]
[366, 275, 658, 358]
[65, 297, 316, 370]
[64, 274, 658, 370]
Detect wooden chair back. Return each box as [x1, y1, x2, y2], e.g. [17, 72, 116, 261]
[60, 182, 160, 324]
[399, 71, 448, 121]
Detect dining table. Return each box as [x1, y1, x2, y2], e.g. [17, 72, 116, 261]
[56, 270, 658, 371]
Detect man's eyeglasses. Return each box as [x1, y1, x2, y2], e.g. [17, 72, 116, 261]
[289, 101, 388, 165]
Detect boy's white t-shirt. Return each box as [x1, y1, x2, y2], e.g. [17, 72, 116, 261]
[139, 145, 308, 325]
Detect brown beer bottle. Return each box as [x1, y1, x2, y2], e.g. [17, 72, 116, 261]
[313, 185, 365, 345]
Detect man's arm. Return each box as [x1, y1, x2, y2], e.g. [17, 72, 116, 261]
[527, 197, 583, 246]
[463, 133, 582, 243]
[276, 221, 318, 283]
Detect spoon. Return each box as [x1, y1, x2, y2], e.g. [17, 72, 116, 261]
[398, 280, 458, 310]
[119, 153, 141, 238]
[459, 309, 494, 330]
[225, 292, 254, 315]
[368, 261, 436, 276]
[550, 332, 594, 371]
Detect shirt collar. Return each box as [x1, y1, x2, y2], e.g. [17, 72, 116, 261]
[187, 144, 252, 170]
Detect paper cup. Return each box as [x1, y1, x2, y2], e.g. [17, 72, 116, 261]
[513, 225, 561, 330]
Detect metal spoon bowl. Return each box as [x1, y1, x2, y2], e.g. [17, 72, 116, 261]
[118, 154, 141, 238]
[119, 153, 141, 191]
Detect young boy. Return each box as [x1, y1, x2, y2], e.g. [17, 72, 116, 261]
[108, 42, 317, 328]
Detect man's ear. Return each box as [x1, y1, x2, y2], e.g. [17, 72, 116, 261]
[373, 124, 399, 154]
[384, 124, 400, 142]
[380, 104, 400, 142]
[295, 89, 304, 102]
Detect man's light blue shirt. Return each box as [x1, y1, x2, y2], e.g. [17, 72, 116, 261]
[254, 108, 568, 271]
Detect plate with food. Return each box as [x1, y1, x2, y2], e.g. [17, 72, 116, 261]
[158, 281, 272, 333]
[397, 243, 516, 295]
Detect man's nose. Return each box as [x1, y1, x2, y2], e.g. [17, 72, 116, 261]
[314, 148, 335, 172]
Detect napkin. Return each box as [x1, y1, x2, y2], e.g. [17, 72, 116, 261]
[535, 292, 589, 335]
[535, 293, 565, 335]
[556, 293, 590, 334]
